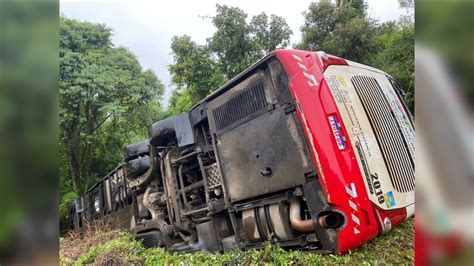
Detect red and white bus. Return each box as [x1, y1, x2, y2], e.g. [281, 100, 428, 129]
[71, 49, 415, 254]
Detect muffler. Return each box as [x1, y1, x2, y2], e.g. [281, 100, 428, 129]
[289, 197, 345, 232]
[289, 197, 315, 233]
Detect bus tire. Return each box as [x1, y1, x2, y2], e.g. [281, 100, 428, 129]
[136, 230, 165, 248]
[148, 116, 176, 146]
[124, 156, 150, 179]
[123, 140, 149, 161]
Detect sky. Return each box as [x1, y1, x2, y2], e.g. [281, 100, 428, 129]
[60, 0, 405, 106]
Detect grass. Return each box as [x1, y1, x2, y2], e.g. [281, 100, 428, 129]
[60, 218, 414, 265]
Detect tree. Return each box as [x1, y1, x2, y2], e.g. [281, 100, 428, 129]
[168, 5, 293, 114]
[298, 0, 336, 52]
[208, 4, 293, 79]
[323, 15, 376, 63]
[60, 17, 164, 195]
[398, 0, 414, 10]
[168, 35, 225, 114]
[298, 0, 414, 109]
[337, 0, 367, 16]
[371, 21, 414, 111]
[208, 4, 260, 79]
[298, 0, 376, 63]
[250, 13, 293, 54]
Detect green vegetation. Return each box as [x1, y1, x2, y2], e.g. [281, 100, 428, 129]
[167, 5, 293, 114]
[60, 218, 414, 265]
[59, 6, 415, 263]
[167, 1, 414, 115]
[0, 2, 58, 251]
[59, 17, 165, 222]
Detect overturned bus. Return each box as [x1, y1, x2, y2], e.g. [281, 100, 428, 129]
[69, 49, 415, 254]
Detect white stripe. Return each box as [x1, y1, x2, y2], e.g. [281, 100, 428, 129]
[346, 183, 358, 198]
[351, 213, 360, 225]
[297, 62, 307, 70]
[349, 200, 357, 211]
[351, 183, 358, 197]
[303, 71, 318, 87]
[354, 227, 360, 234]
[292, 54, 302, 61]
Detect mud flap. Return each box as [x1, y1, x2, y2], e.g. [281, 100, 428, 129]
[196, 221, 220, 252]
[303, 180, 338, 252]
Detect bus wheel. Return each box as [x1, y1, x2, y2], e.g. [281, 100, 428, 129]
[136, 230, 165, 248]
[124, 156, 150, 179]
[148, 116, 176, 146]
[123, 140, 150, 161]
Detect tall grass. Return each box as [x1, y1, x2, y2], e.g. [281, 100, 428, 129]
[60, 218, 414, 265]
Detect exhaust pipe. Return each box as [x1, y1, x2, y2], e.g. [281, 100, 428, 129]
[289, 198, 315, 233]
[289, 197, 345, 232]
[318, 212, 344, 229]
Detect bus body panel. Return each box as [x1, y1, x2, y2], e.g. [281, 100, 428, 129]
[275, 49, 414, 253]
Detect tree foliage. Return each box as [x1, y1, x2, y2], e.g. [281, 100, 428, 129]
[207, 4, 293, 78]
[60, 17, 164, 196]
[298, 0, 376, 63]
[208, 4, 260, 79]
[372, 20, 414, 110]
[168, 4, 293, 114]
[298, 0, 414, 111]
[167, 35, 225, 114]
[250, 13, 293, 54]
[398, 0, 414, 10]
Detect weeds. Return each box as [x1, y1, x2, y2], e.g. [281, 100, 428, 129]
[60, 218, 414, 265]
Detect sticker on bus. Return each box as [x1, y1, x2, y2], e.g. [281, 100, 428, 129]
[328, 115, 346, 150]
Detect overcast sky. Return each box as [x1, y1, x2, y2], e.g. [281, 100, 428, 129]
[60, 0, 405, 106]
